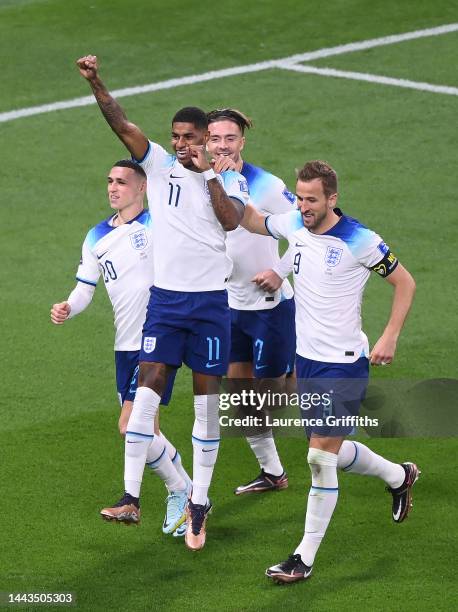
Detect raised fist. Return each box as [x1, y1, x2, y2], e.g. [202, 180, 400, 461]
[76, 55, 99, 81]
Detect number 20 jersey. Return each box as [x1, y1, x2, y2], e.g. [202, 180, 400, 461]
[75, 209, 154, 351]
[137, 140, 249, 292]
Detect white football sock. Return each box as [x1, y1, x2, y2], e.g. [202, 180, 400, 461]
[295, 449, 338, 567]
[191, 394, 220, 506]
[159, 431, 192, 492]
[246, 431, 283, 476]
[145, 437, 186, 492]
[338, 440, 405, 488]
[124, 386, 160, 498]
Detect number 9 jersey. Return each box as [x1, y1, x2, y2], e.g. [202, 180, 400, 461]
[75, 209, 154, 351]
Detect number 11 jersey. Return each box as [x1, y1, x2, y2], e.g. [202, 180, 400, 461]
[137, 140, 249, 292]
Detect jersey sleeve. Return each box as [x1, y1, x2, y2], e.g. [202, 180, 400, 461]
[264, 178, 297, 214]
[265, 210, 303, 240]
[351, 230, 399, 277]
[67, 282, 96, 319]
[75, 234, 100, 287]
[133, 139, 171, 176]
[220, 170, 250, 206]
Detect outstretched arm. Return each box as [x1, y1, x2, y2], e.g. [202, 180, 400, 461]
[370, 263, 416, 365]
[76, 55, 149, 160]
[240, 204, 270, 235]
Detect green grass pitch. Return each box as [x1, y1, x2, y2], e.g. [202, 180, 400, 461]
[1, 1, 457, 610]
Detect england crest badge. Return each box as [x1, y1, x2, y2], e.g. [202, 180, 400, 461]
[143, 337, 156, 353]
[130, 229, 148, 250]
[325, 246, 343, 267]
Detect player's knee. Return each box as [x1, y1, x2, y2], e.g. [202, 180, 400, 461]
[194, 394, 219, 421]
[138, 362, 169, 395]
[193, 394, 220, 441]
[307, 448, 338, 484]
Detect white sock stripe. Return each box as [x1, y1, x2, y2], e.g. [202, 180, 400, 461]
[191, 435, 221, 445]
[145, 446, 166, 467]
[342, 441, 359, 471]
[126, 431, 155, 439]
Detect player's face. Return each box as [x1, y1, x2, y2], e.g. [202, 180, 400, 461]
[107, 167, 145, 211]
[296, 179, 337, 232]
[206, 120, 245, 163]
[171, 122, 208, 167]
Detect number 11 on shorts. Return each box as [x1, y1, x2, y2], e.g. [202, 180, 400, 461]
[206, 336, 221, 363]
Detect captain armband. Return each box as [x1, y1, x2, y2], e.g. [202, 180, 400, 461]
[370, 250, 399, 277]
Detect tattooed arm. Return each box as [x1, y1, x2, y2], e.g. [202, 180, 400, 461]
[76, 55, 148, 160]
[189, 145, 244, 231]
[207, 179, 245, 231]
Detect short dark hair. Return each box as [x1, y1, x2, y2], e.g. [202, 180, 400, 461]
[297, 160, 338, 198]
[207, 108, 253, 134]
[112, 159, 146, 179]
[172, 106, 208, 130]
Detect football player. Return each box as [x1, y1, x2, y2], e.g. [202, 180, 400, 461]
[51, 160, 191, 537]
[207, 109, 296, 495]
[242, 160, 419, 583]
[76, 55, 249, 550]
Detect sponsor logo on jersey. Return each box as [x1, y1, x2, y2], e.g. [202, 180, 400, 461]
[238, 179, 249, 193]
[282, 188, 296, 205]
[325, 246, 343, 267]
[143, 336, 156, 353]
[130, 229, 148, 250]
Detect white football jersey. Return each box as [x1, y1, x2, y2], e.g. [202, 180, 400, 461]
[138, 141, 249, 292]
[75, 210, 153, 351]
[226, 162, 296, 310]
[266, 209, 392, 363]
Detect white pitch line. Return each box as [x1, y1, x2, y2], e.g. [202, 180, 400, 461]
[278, 62, 458, 96]
[1, 23, 457, 123]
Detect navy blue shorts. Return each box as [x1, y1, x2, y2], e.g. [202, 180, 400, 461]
[296, 354, 369, 437]
[139, 286, 231, 376]
[230, 298, 296, 378]
[115, 350, 176, 406]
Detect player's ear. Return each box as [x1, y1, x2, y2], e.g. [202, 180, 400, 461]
[329, 193, 338, 208]
[203, 130, 210, 144]
[239, 136, 246, 152]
